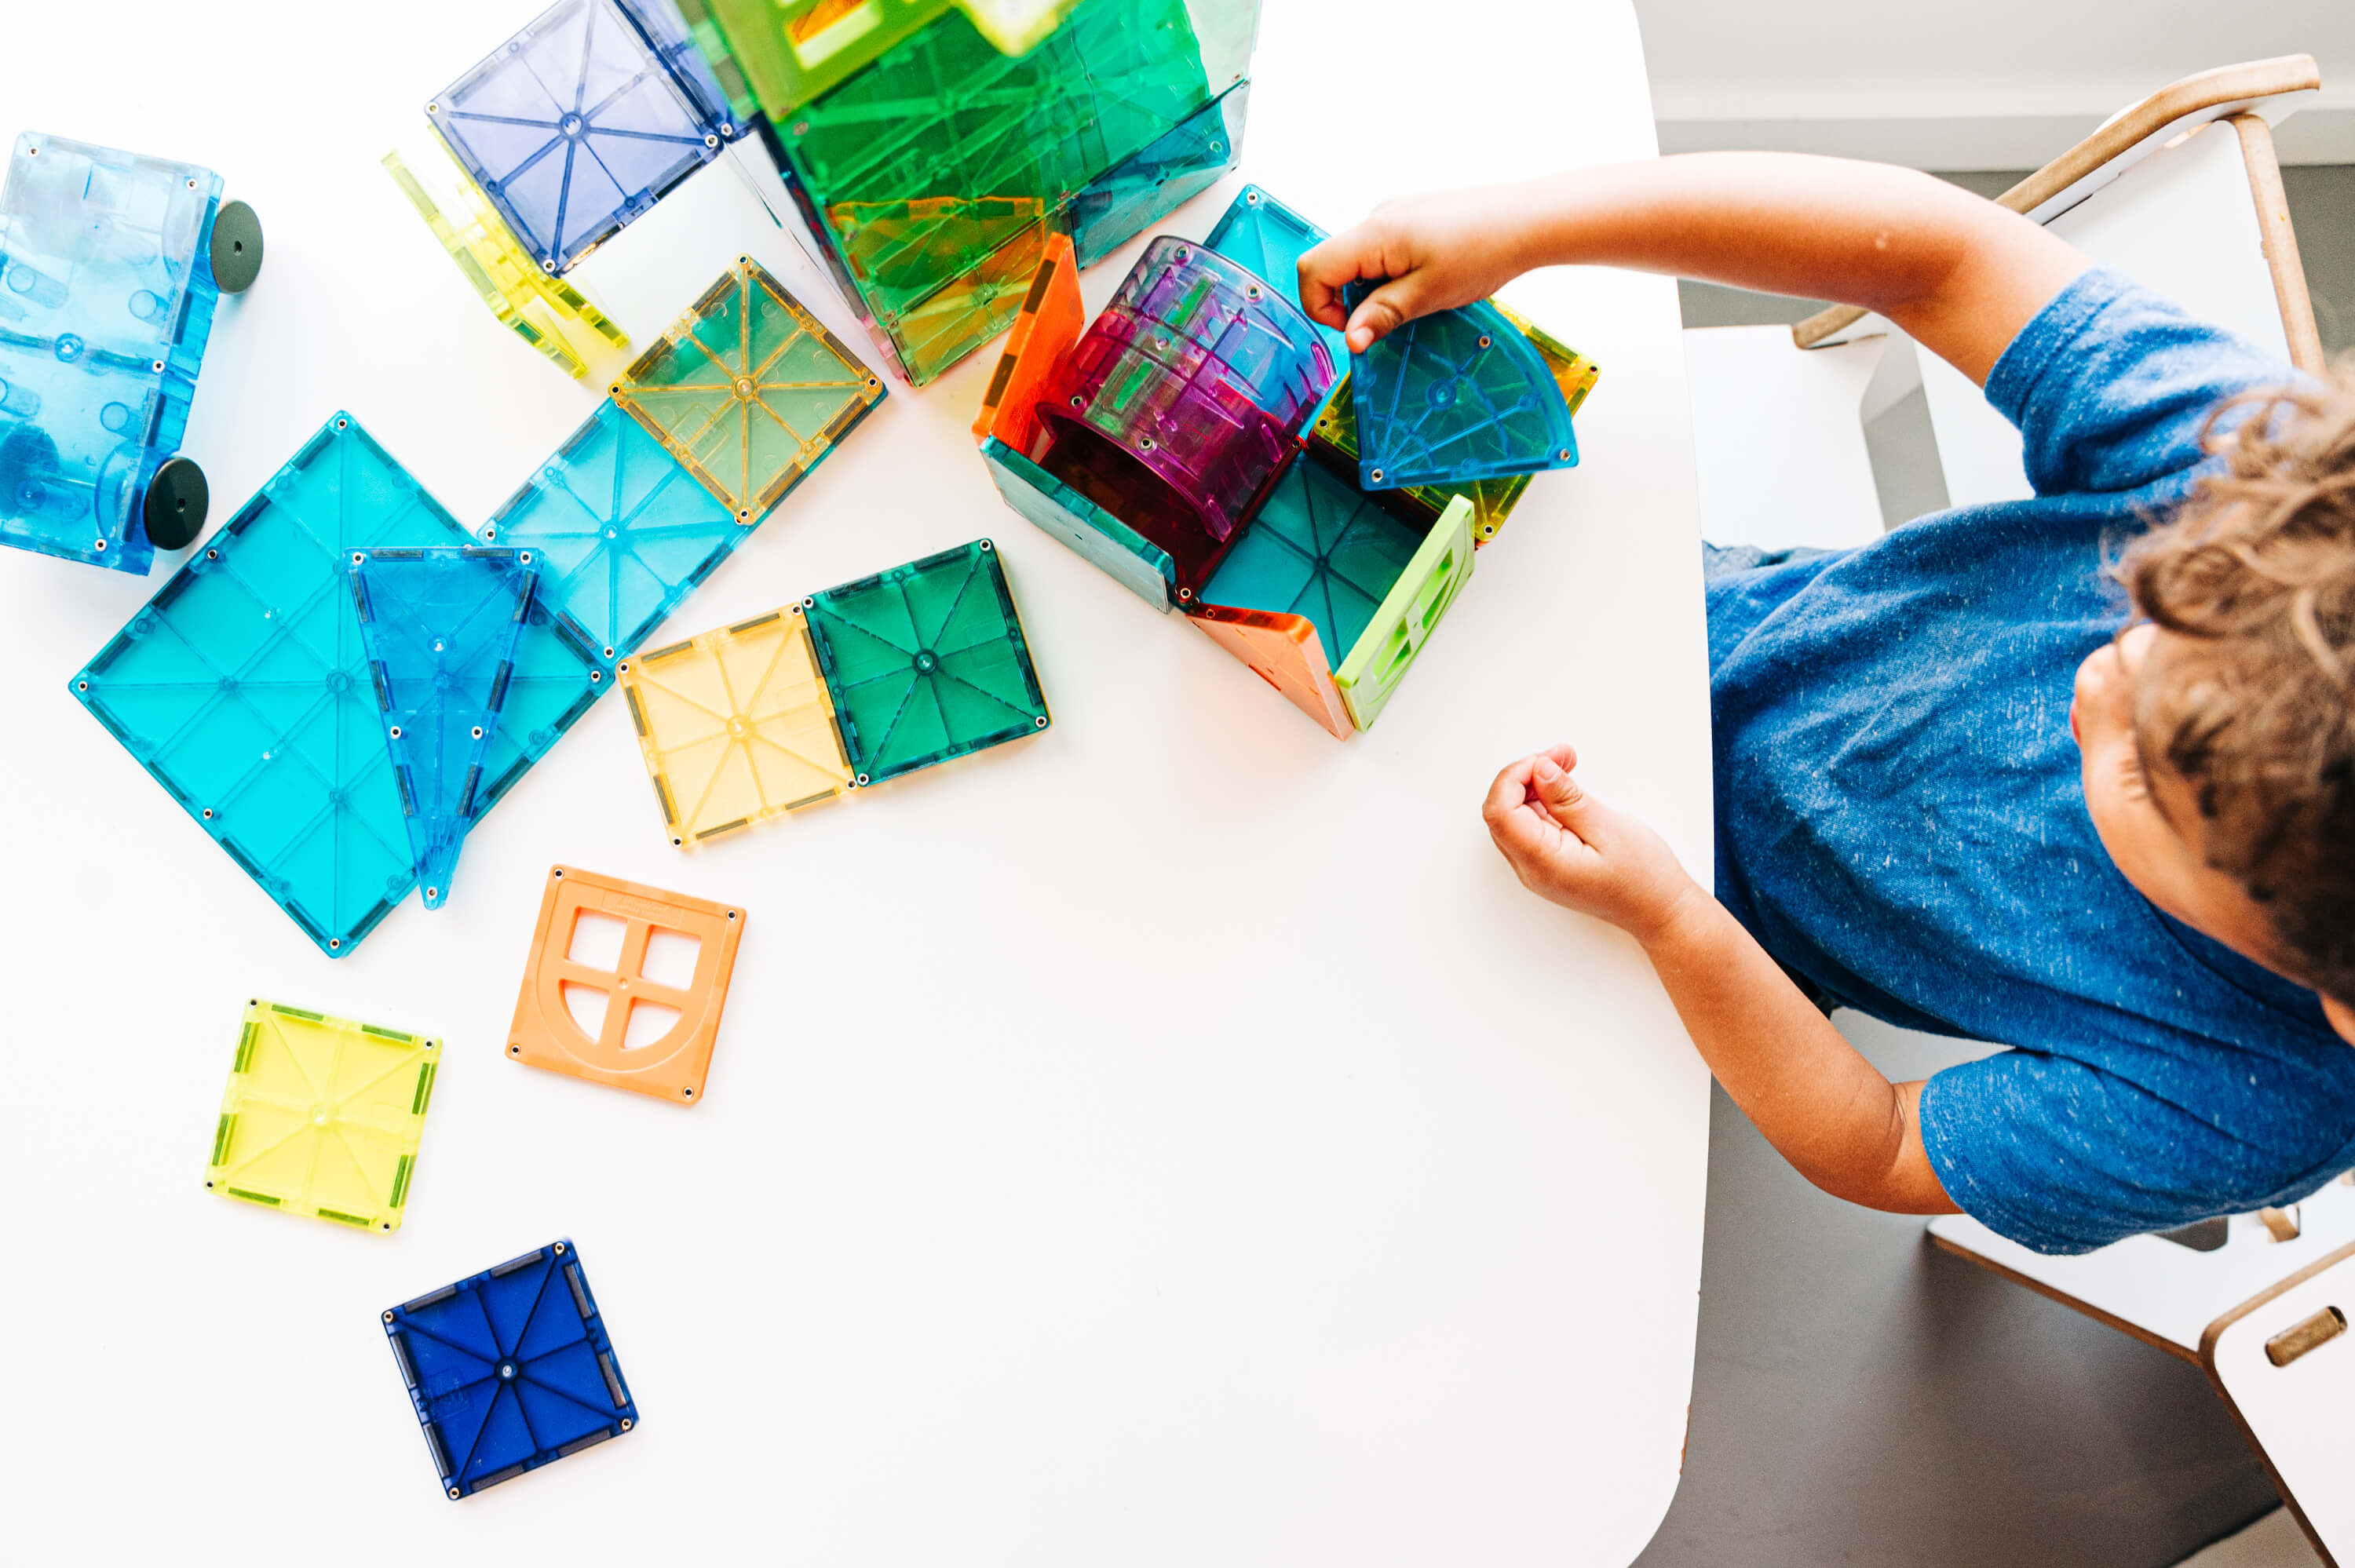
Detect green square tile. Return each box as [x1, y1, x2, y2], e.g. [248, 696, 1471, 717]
[803, 539, 1049, 785]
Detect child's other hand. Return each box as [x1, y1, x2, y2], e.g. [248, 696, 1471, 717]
[1298, 186, 1532, 353]
[1484, 745, 1703, 945]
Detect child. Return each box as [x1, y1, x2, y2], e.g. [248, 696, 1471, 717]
[1299, 154, 2355, 1255]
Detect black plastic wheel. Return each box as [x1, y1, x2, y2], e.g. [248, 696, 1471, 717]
[143, 456, 209, 550]
[210, 200, 263, 294]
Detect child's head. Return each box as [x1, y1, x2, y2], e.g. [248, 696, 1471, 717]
[2072, 374, 2355, 1038]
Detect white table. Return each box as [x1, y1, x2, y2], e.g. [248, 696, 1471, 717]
[0, 2, 1711, 1562]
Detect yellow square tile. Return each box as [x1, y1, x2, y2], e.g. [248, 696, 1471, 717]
[208, 1001, 440, 1233]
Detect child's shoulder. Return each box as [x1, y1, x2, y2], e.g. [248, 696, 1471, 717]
[1990, 266, 2303, 501]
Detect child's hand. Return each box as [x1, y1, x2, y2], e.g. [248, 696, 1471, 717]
[1483, 745, 1704, 946]
[1298, 186, 1535, 353]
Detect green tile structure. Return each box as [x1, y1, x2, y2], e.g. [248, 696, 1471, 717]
[700, 0, 1261, 383]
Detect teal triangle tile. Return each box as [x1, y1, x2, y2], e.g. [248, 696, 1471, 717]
[1343, 288, 1579, 490]
[353, 547, 535, 910]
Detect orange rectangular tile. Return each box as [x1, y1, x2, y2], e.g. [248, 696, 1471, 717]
[973, 231, 1083, 453]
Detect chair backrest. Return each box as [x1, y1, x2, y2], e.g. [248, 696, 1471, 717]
[2203, 1242, 2355, 1566]
[1792, 56, 2324, 512]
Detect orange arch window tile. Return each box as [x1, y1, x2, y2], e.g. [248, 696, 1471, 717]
[506, 866, 746, 1104]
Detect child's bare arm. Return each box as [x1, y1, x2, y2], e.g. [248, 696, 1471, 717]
[1298, 152, 2088, 386]
[1484, 747, 1959, 1214]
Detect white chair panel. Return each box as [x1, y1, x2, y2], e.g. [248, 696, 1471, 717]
[2206, 1247, 2355, 1563]
[2049, 119, 2292, 361]
[1929, 1177, 2355, 1357]
[1683, 324, 1889, 551]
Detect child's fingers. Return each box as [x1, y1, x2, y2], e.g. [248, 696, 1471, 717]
[1531, 754, 1598, 835]
[1485, 795, 1563, 872]
[1482, 754, 1543, 826]
[1343, 275, 1434, 353]
[1485, 753, 1588, 873]
[1296, 235, 1376, 330]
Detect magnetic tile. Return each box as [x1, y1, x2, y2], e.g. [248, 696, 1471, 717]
[430, 0, 734, 273]
[506, 865, 745, 1102]
[353, 547, 538, 908]
[209, 1000, 439, 1232]
[611, 257, 883, 521]
[384, 1239, 637, 1497]
[802, 538, 1049, 784]
[619, 605, 852, 845]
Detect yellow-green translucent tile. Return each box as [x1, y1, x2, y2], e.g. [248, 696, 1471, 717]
[612, 257, 885, 521]
[208, 1000, 439, 1233]
[381, 148, 630, 381]
[1336, 495, 1476, 731]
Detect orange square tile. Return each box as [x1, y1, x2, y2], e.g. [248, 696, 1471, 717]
[506, 865, 745, 1104]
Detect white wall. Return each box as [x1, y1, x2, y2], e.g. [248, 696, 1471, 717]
[1636, 0, 2355, 166]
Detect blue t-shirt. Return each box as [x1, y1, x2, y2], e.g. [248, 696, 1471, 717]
[1707, 267, 2355, 1255]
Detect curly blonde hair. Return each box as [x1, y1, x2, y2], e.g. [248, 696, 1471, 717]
[2120, 371, 2355, 1005]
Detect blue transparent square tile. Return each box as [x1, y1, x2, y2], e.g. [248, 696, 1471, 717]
[0, 133, 229, 574]
[483, 399, 745, 663]
[431, 0, 733, 274]
[72, 413, 602, 957]
[383, 1238, 637, 1500]
[352, 547, 538, 910]
[616, 0, 738, 136]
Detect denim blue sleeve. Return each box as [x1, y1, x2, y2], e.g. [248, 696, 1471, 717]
[1982, 265, 2295, 498]
[1919, 1050, 2230, 1254]
[1920, 1042, 2355, 1256]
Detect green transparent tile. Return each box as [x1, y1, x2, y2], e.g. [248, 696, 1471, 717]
[803, 539, 1049, 784]
[699, 0, 1084, 121]
[780, 0, 1211, 329]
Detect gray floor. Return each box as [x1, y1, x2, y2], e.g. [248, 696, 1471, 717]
[1641, 166, 2355, 1568]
